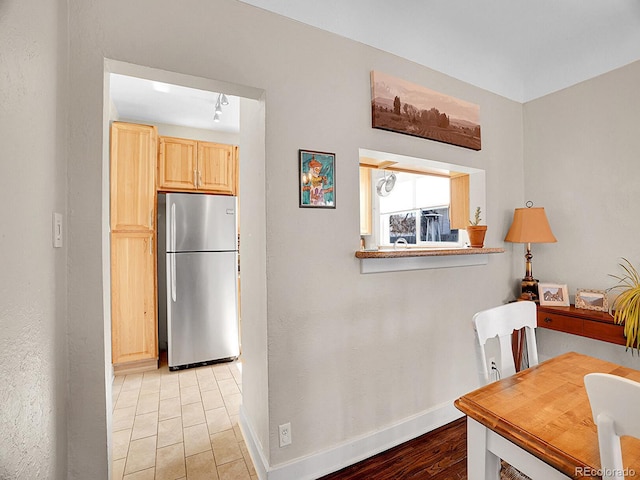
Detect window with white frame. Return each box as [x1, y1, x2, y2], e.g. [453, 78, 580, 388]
[378, 172, 460, 246]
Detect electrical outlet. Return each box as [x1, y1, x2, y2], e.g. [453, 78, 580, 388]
[489, 357, 496, 370]
[279, 422, 291, 447]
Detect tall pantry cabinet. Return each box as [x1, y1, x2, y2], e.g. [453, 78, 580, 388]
[110, 122, 158, 372]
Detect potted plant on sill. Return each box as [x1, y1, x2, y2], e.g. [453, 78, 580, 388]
[467, 206, 487, 248]
[609, 258, 640, 354]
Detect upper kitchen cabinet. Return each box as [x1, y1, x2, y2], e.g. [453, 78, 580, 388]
[157, 137, 198, 191]
[158, 136, 238, 195]
[110, 122, 157, 231]
[198, 142, 238, 195]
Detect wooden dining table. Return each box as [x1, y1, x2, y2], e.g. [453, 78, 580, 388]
[454, 351, 640, 479]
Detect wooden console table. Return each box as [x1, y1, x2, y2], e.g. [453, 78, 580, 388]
[536, 304, 626, 346]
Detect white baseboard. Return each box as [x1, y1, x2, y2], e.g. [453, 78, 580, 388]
[239, 400, 464, 480]
[239, 407, 270, 480]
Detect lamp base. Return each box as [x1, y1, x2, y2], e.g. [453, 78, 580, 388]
[519, 278, 539, 302]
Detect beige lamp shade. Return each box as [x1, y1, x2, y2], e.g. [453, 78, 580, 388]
[504, 207, 557, 244]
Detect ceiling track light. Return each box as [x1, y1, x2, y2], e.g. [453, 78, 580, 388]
[214, 93, 228, 123]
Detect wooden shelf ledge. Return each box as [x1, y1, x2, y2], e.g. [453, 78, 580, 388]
[355, 247, 504, 259]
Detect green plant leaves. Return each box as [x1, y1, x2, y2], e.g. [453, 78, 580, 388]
[469, 206, 481, 226]
[609, 258, 640, 353]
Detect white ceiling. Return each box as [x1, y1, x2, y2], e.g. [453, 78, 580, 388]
[239, 0, 640, 102]
[109, 2, 640, 131]
[110, 74, 240, 133]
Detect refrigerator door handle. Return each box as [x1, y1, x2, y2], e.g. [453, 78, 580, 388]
[171, 254, 177, 302]
[170, 202, 176, 252]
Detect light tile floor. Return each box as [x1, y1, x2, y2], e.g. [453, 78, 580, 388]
[111, 358, 257, 480]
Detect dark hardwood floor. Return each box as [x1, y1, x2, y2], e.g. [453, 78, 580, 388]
[318, 417, 467, 480]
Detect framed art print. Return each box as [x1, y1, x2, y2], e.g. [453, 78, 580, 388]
[371, 71, 481, 150]
[575, 289, 608, 312]
[539, 283, 570, 307]
[299, 149, 335, 208]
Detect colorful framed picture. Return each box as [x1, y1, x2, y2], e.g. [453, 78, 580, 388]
[299, 149, 335, 208]
[539, 283, 570, 306]
[370, 71, 481, 150]
[575, 289, 608, 312]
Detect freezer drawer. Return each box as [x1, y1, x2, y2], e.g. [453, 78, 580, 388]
[167, 251, 239, 368]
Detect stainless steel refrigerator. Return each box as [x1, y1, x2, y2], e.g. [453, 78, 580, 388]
[158, 192, 239, 370]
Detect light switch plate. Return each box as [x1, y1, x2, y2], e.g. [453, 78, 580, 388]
[53, 213, 63, 248]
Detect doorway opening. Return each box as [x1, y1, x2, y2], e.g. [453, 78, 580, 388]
[102, 59, 267, 475]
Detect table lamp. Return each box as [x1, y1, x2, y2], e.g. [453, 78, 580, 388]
[504, 202, 557, 301]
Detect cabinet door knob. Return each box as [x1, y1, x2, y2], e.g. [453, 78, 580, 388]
[544, 317, 553, 323]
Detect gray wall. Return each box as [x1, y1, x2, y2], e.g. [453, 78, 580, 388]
[0, 0, 69, 478]
[65, 0, 523, 474]
[524, 60, 640, 366]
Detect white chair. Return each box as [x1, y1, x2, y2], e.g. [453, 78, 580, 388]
[472, 301, 539, 480]
[584, 373, 640, 480]
[473, 301, 539, 385]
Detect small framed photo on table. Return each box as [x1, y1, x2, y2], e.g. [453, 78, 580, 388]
[299, 149, 335, 208]
[575, 289, 608, 311]
[539, 283, 570, 306]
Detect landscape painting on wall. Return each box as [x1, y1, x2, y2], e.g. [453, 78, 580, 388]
[371, 71, 481, 150]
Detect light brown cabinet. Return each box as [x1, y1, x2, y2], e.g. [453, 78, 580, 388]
[449, 173, 470, 230]
[197, 141, 238, 194]
[110, 122, 158, 372]
[110, 122, 157, 231]
[359, 167, 372, 235]
[157, 137, 197, 191]
[158, 136, 238, 195]
[110, 232, 157, 365]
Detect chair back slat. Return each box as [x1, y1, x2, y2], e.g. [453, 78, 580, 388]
[585, 372, 640, 479]
[472, 301, 538, 384]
